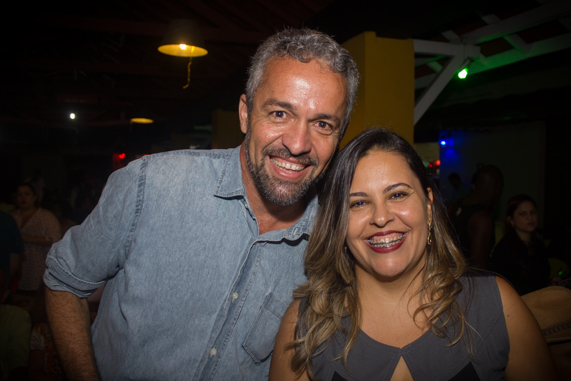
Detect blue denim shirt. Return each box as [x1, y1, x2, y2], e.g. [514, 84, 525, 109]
[44, 147, 315, 380]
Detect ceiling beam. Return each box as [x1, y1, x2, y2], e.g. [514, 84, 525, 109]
[37, 14, 268, 44]
[7, 57, 230, 80]
[462, 1, 571, 44]
[415, 32, 571, 90]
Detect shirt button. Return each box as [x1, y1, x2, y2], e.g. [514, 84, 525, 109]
[210, 347, 217, 356]
[232, 292, 239, 300]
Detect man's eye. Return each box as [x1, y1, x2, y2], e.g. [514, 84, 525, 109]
[317, 121, 330, 128]
[272, 111, 286, 118]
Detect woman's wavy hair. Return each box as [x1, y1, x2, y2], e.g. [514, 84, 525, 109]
[290, 128, 467, 379]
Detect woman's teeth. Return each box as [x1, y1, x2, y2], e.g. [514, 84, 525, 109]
[368, 234, 405, 248]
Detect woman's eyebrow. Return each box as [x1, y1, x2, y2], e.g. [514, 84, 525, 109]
[383, 183, 412, 194]
[349, 192, 368, 197]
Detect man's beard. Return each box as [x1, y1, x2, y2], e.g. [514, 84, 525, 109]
[244, 124, 320, 206]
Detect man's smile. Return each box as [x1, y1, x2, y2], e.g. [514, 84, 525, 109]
[270, 157, 307, 172]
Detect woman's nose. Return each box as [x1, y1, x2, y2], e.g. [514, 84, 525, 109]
[370, 205, 393, 227]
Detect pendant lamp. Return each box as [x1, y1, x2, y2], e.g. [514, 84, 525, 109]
[130, 107, 154, 124]
[158, 19, 208, 89]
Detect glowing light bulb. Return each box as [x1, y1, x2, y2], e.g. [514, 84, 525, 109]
[70, 113, 76, 120]
[458, 68, 468, 79]
[440, 140, 447, 146]
[179, 44, 187, 50]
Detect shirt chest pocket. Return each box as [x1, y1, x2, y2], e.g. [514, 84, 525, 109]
[242, 292, 289, 364]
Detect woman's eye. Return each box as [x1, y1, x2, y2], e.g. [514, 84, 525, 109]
[350, 200, 366, 208]
[390, 192, 407, 199]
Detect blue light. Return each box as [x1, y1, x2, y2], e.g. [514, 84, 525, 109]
[440, 140, 447, 146]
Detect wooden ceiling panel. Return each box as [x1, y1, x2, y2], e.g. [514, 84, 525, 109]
[2, 0, 568, 152]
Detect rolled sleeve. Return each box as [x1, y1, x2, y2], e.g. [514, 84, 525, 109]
[44, 157, 146, 298]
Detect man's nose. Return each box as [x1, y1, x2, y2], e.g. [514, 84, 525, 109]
[282, 120, 312, 156]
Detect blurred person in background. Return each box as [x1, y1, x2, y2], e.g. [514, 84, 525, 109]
[490, 194, 551, 295]
[10, 184, 60, 294]
[450, 165, 503, 269]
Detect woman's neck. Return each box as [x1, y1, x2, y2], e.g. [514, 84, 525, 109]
[515, 229, 532, 244]
[20, 206, 38, 217]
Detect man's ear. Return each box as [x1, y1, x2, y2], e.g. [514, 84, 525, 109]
[239, 94, 248, 134]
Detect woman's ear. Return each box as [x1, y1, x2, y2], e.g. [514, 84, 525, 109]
[426, 187, 434, 223]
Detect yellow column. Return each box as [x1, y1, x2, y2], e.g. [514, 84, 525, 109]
[341, 32, 415, 147]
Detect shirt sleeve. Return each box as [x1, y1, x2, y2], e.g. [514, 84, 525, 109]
[44, 157, 147, 298]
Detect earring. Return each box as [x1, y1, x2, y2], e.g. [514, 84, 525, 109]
[427, 221, 432, 246]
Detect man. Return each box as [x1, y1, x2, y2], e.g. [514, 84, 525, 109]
[44, 28, 359, 380]
[450, 165, 504, 269]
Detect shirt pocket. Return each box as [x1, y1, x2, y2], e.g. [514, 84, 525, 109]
[242, 292, 289, 364]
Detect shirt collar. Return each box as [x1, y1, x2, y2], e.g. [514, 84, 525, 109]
[214, 146, 318, 240]
[215, 146, 246, 199]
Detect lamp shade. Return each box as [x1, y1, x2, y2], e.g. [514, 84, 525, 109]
[158, 19, 208, 57]
[130, 107, 154, 124]
[130, 117, 154, 124]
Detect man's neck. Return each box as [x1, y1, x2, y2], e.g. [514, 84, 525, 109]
[239, 144, 308, 235]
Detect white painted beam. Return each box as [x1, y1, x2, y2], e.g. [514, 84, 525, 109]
[414, 33, 571, 90]
[481, 14, 531, 53]
[413, 39, 480, 57]
[467, 33, 571, 75]
[463, 1, 571, 44]
[414, 54, 467, 124]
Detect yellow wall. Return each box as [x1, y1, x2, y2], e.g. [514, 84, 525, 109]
[341, 32, 414, 148]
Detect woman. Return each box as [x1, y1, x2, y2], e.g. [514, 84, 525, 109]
[490, 195, 550, 295]
[11, 183, 61, 292]
[270, 128, 556, 381]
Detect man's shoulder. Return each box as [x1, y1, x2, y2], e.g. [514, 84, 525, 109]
[124, 147, 240, 181]
[145, 147, 237, 166]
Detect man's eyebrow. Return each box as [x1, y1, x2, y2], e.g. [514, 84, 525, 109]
[261, 99, 295, 112]
[383, 183, 412, 194]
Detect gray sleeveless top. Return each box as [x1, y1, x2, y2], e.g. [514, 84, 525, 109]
[301, 273, 509, 381]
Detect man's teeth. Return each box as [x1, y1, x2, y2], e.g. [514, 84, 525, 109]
[271, 158, 304, 171]
[368, 234, 405, 248]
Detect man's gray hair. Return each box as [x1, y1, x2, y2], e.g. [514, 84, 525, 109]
[245, 28, 359, 139]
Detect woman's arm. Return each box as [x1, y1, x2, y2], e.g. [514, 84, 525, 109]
[269, 299, 309, 381]
[497, 277, 559, 380]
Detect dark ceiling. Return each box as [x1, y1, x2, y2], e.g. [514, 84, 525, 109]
[2, 0, 570, 153]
